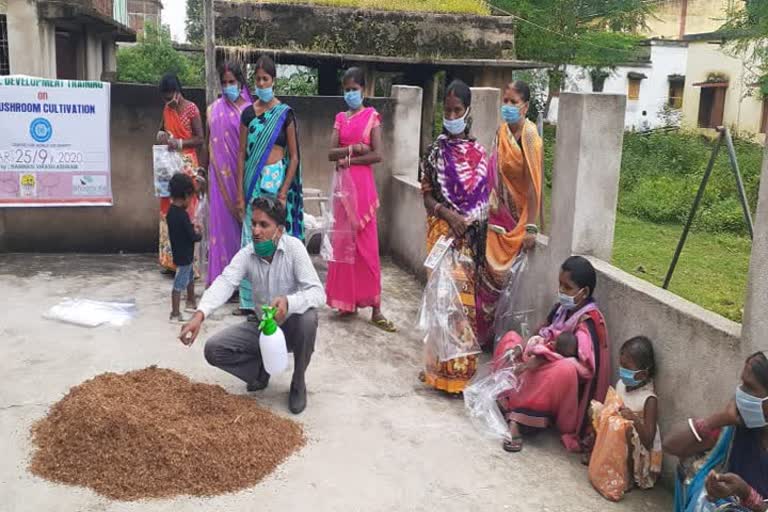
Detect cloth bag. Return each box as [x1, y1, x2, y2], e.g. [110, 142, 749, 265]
[588, 387, 632, 502]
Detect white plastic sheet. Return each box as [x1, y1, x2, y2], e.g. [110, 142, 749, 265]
[153, 145, 185, 198]
[321, 168, 358, 264]
[492, 252, 534, 345]
[463, 362, 519, 442]
[418, 249, 482, 362]
[44, 299, 138, 327]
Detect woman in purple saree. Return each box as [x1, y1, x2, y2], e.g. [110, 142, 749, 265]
[206, 62, 252, 287]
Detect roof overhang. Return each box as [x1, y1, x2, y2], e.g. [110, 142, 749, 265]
[39, 0, 136, 42]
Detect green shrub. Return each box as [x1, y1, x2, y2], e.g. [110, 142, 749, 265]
[543, 126, 763, 235]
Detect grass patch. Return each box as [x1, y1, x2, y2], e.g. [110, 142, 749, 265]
[539, 125, 755, 322]
[253, 0, 490, 15]
[612, 213, 751, 323]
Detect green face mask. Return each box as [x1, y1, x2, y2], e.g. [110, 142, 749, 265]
[253, 238, 277, 258]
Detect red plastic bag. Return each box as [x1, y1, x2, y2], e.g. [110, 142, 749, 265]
[588, 387, 632, 501]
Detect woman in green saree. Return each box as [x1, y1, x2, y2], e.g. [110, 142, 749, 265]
[236, 55, 304, 314]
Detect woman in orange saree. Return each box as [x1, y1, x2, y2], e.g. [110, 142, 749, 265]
[476, 80, 543, 349]
[156, 74, 204, 273]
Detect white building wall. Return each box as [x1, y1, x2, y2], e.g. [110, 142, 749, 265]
[6, 0, 57, 77]
[546, 42, 688, 131]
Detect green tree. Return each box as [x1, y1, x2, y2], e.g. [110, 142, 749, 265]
[490, 0, 653, 114]
[721, 0, 768, 96]
[186, 0, 203, 45]
[117, 23, 204, 87]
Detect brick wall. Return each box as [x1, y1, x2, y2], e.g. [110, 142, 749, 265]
[127, 0, 161, 33]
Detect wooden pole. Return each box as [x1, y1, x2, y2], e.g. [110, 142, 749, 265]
[203, 0, 217, 104]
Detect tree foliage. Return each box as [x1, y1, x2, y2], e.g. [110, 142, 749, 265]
[489, 0, 653, 112]
[186, 0, 203, 45]
[721, 0, 768, 96]
[117, 23, 204, 87]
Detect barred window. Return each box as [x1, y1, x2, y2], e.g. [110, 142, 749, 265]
[0, 15, 8, 76]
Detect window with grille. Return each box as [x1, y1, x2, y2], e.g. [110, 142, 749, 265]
[0, 15, 9, 76]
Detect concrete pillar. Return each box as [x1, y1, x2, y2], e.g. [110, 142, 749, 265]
[741, 143, 768, 356]
[102, 40, 118, 81]
[420, 72, 438, 156]
[84, 31, 104, 80]
[469, 87, 500, 155]
[390, 85, 423, 178]
[318, 63, 339, 96]
[7, 0, 56, 77]
[549, 93, 626, 264]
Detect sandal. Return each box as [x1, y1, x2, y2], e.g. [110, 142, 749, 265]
[232, 308, 254, 317]
[370, 317, 397, 333]
[503, 436, 523, 453]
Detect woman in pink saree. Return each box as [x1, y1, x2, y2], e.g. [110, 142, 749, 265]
[493, 256, 610, 453]
[206, 62, 252, 287]
[326, 67, 395, 332]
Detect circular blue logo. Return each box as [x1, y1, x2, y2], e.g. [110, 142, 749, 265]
[30, 118, 53, 143]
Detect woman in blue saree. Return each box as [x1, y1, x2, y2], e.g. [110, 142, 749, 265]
[236, 55, 304, 315]
[665, 352, 768, 512]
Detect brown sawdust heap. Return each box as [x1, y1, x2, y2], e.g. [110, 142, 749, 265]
[29, 366, 305, 500]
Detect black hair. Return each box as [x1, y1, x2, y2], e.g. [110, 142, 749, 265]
[620, 336, 656, 377]
[254, 55, 277, 79]
[159, 73, 182, 94]
[445, 79, 472, 108]
[561, 256, 597, 297]
[747, 352, 768, 391]
[509, 80, 531, 103]
[251, 195, 286, 227]
[219, 61, 247, 86]
[342, 67, 366, 88]
[555, 332, 578, 358]
[169, 173, 195, 199]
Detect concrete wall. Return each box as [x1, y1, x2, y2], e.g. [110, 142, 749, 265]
[547, 42, 688, 131]
[644, 0, 732, 38]
[215, 1, 515, 59]
[0, 84, 395, 252]
[681, 39, 765, 142]
[7, 0, 57, 78]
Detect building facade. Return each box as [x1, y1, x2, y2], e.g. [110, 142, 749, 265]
[0, 0, 134, 80]
[127, 0, 161, 34]
[681, 34, 765, 141]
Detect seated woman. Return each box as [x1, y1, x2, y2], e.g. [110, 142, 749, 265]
[664, 352, 768, 512]
[493, 255, 609, 453]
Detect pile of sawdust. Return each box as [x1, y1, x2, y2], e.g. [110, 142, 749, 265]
[29, 366, 305, 500]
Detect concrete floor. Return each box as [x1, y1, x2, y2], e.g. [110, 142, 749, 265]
[0, 254, 672, 512]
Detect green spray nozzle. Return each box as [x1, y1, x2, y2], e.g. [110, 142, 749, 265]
[259, 305, 278, 335]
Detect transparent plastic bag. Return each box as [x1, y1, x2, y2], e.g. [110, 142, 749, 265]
[493, 252, 534, 345]
[463, 362, 519, 442]
[44, 299, 138, 327]
[321, 168, 358, 264]
[153, 145, 185, 198]
[417, 249, 482, 362]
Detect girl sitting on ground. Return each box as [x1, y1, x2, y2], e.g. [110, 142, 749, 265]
[615, 335, 662, 490]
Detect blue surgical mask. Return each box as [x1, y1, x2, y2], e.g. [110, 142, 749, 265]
[502, 104, 521, 124]
[558, 291, 578, 310]
[443, 113, 468, 136]
[344, 90, 363, 110]
[619, 366, 644, 388]
[736, 386, 768, 429]
[223, 84, 240, 102]
[256, 86, 274, 103]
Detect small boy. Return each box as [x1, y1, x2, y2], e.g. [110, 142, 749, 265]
[167, 173, 201, 322]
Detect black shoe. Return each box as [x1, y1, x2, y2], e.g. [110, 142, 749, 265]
[247, 375, 270, 392]
[289, 383, 307, 414]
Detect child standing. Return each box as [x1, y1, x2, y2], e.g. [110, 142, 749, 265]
[167, 173, 201, 322]
[616, 335, 662, 490]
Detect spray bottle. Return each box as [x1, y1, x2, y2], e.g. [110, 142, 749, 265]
[258, 305, 288, 375]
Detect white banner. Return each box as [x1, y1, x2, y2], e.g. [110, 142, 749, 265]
[0, 75, 111, 207]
